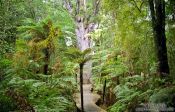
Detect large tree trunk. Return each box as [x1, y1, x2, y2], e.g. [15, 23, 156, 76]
[75, 0, 99, 84]
[149, 0, 169, 77]
[75, 18, 93, 83]
[63, 0, 100, 83]
[63, 0, 100, 111]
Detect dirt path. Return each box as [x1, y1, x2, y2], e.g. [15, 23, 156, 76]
[74, 84, 106, 112]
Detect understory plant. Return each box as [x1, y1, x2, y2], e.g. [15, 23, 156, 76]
[1, 18, 77, 112]
[109, 75, 175, 112]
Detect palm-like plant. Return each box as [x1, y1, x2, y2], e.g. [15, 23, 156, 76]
[18, 18, 60, 74]
[65, 47, 91, 112]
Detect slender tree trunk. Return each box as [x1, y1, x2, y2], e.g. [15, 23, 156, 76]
[80, 63, 84, 112]
[149, 0, 169, 77]
[102, 78, 106, 104]
[76, 73, 78, 84]
[43, 48, 49, 75]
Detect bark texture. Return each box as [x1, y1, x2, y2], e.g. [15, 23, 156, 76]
[149, 0, 169, 76]
[63, 1, 100, 111]
[63, 0, 100, 82]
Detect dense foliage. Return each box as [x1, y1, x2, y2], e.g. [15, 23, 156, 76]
[0, 0, 175, 112]
[91, 0, 175, 111]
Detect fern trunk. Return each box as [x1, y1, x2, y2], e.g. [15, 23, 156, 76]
[43, 48, 50, 75]
[102, 78, 106, 104]
[80, 63, 84, 112]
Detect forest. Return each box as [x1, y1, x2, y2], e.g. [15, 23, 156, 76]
[0, 0, 175, 112]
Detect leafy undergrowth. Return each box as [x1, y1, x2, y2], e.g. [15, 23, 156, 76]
[0, 18, 77, 112]
[108, 75, 175, 112]
[92, 45, 175, 112]
[1, 71, 77, 112]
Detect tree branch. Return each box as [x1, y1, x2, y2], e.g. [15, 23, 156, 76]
[63, 0, 73, 14]
[94, 0, 101, 15]
[130, 0, 142, 13]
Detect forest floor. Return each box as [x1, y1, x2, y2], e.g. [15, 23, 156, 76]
[74, 84, 106, 112]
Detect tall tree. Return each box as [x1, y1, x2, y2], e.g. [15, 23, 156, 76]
[63, 0, 100, 82]
[148, 0, 169, 76]
[63, 1, 100, 111]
